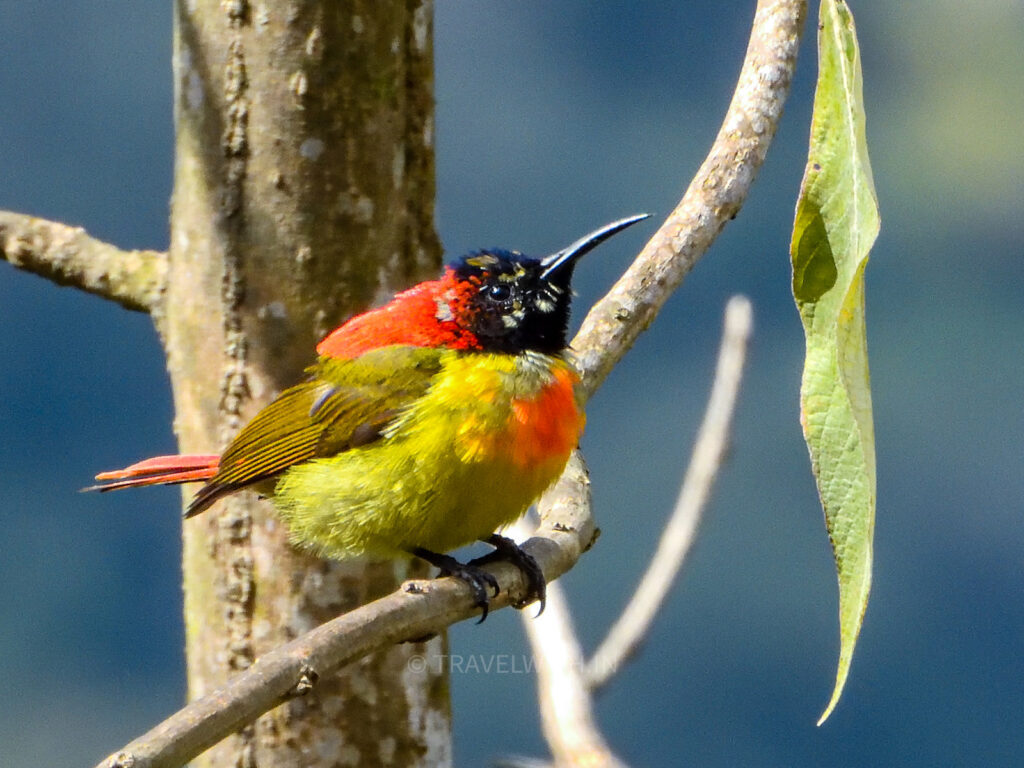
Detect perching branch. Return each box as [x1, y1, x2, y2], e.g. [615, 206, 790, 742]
[572, 0, 805, 401]
[0, 211, 166, 313]
[586, 295, 753, 690]
[96, 0, 806, 764]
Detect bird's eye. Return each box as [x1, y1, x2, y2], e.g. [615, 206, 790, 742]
[485, 283, 511, 302]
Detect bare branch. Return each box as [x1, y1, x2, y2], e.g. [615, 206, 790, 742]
[586, 296, 753, 691]
[0, 210, 166, 313]
[96, 454, 597, 768]
[572, 0, 805, 400]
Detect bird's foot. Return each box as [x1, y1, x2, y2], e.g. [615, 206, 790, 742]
[470, 533, 546, 616]
[411, 547, 500, 623]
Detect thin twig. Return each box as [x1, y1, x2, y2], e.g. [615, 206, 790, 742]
[0, 210, 166, 313]
[572, 0, 805, 401]
[586, 296, 753, 691]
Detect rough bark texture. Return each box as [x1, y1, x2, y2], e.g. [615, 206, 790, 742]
[163, 1, 448, 765]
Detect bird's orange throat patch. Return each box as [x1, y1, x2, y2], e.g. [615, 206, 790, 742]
[506, 365, 584, 472]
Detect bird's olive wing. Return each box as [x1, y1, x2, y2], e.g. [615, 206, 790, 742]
[186, 346, 442, 514]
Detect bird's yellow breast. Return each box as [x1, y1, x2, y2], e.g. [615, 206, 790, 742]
[421, 352, 583, 470]
[273, 350, 584, 559]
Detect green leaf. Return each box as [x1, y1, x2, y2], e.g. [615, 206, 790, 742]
[791, 0, 880, 725]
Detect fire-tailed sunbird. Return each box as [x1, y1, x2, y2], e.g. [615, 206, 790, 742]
[89, 214, 649, 619]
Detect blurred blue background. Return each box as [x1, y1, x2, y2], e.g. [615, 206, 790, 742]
[1, 2, 1022, 765]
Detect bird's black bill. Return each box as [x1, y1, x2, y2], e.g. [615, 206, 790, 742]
[540, 213, 651, 280]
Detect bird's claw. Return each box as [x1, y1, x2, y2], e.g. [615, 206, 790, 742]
[471, 533, 547, 616]
[439, 562, 500, 623]
[411, 535, 547, 622]
[411, 547, 500, 623]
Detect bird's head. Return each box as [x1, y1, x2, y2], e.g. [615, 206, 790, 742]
[317, 214, 649, 359]
[439, 214, 650, 354]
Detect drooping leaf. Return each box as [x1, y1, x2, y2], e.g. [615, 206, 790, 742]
[791, 0, 880, 725]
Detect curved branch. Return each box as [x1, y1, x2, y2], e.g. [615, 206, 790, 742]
[0, 211, 166, 313]
[96, 0, 806, 764]
[572, 0, 805, 400]
[586, 295, 753, 690]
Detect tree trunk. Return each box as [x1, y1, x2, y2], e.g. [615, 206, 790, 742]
[163, 1, 449, 764]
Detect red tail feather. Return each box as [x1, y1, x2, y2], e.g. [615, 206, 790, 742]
[85, 454, 220, 492]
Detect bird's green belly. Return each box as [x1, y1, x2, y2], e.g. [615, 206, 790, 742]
[273, 445, 544, 558]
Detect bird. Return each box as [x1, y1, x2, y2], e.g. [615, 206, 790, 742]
[87, 214, 649, 620]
